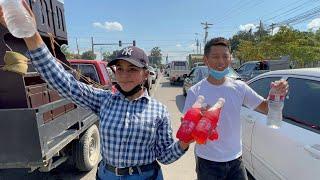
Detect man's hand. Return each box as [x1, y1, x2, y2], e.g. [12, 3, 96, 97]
[272, 79, 289, 96]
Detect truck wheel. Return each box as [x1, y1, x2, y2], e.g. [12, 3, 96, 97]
[73, 124, 100, 171]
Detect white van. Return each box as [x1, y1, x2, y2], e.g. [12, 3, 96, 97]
[169, 61, 189, 84]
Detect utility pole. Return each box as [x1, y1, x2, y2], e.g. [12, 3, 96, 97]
[270, 23, 276, 35]
[259, 19, 263, 40]
[91, 37, 94, 54]
[76, 38, 80, 55]
[195, 33, 200, 54]
[201, 22, 213, 45]
[166, 54, 168, 64]
[196, 39, 199, 54]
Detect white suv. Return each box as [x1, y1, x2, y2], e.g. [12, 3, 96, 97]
[241, 68, 320, 180]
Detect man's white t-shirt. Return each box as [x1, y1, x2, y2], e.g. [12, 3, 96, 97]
[183, 77, 264, 162]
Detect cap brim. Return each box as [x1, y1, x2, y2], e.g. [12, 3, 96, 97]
[107, 57, 144, 68]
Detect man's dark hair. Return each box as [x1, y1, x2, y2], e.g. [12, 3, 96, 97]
[204, 37, 230, 56]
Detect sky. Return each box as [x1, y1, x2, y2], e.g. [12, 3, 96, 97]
[62, 0, 320, 61]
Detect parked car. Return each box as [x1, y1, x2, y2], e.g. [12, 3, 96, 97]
[182, 66, 241, 96]
[236, 59, 290, 81]
[148, 66, 157, 84]
[241, 68, 320, 180]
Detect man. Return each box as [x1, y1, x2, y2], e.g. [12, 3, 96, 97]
[0, 2, 192, 179]
[183, 37, 288, 180]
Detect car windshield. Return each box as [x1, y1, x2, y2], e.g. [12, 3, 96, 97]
[227, 67, 240, 78]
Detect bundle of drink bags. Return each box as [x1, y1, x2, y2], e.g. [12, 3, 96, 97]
[176, 95, 225, 144]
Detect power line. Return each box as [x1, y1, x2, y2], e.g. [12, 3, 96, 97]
[271, 5, 320, 28]
[213, 0, 266, 26]
[264, 0, 319, 23]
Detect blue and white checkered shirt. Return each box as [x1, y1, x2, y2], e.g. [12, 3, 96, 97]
[28, 44, 185, 168]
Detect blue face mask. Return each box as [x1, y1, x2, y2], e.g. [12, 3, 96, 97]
[208, 67, 230, 80]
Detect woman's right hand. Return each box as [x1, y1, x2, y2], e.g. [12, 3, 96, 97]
[0, 5, 7, 28]
[0, 0, 37, 30]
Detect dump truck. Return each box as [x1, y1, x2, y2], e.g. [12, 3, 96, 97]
[0, 0, 104, 172]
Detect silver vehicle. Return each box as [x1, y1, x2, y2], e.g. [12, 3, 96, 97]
[236, 59, 290, 81]
[148, 66, 157, 84]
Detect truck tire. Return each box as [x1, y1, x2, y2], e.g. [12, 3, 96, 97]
[73, 124, 100, 171]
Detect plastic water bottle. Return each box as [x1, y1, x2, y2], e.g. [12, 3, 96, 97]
[176, 95, 205, 143]
[0, 0, 37, 38]
[267, 83, 285, 129]
[192, 98, 225, 144]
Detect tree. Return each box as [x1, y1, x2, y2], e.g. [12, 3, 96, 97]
[81, 50, 96, 60]
[150, 47, 162, 57]
[60, 44, 81, 59]
[102, 50, 120, 62]
[150, 47, 162, 65]
[102, 52, 112, 61]
[229, 31, 255, 53]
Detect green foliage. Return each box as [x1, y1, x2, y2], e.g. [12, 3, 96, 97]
[230, 25, 320, 67]
[150, 47, 162, 57]
[102, 50, 120, 62]
[81, 51, 96, 60]
[60, 45, 81, 59]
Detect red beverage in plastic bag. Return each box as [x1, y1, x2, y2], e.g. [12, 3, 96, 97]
[176, 96, 205, 143]
[192, 98, 225, 144]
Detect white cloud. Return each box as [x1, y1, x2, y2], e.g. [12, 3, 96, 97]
[239, 23, 257, 32]
[307, 18, 320, 31]
[93, 21, 123, 31]
[271, 27, 280, 35]
[189, 43, 197, 49]
[176, 44, 182, 47]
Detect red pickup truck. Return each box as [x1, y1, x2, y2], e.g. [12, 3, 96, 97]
[69, 59, 153, 94]
[68, 59, 116, 90]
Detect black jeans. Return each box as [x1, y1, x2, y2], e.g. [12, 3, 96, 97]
[196, 156, 248, 180]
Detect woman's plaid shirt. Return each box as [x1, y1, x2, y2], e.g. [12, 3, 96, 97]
[28, 44, 185, 168]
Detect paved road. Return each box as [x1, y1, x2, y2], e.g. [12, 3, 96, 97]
[154, 77, 197, 180]
[0, 75, 198, 180]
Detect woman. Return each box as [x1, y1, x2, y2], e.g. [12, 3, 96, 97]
[0, 1, 191, 179]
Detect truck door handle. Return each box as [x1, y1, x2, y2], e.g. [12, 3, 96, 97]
[304, 144, 320, 160]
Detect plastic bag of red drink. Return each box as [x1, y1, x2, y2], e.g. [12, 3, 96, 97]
[192, 98, 225, 144]
[176, 95, 205, 143]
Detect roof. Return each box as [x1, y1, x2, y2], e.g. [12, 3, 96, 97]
[261, 68, 320, 78]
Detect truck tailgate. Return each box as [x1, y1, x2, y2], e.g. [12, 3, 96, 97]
[0, 109, 43, 168]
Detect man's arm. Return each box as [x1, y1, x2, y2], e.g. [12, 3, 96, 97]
[255, 100, 268, 115]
